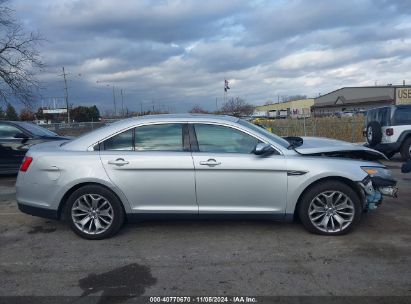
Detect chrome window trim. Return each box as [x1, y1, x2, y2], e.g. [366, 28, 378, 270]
[88, 120, 284, 155]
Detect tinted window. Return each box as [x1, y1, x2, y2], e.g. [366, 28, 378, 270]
[135, 124, 183, 151]
[16, 122, 57, 136]
[104, 129, 133, 151]
[194, 124, 260, 153]
[0, 124, 22, 138]
[393, 108, 411, 125]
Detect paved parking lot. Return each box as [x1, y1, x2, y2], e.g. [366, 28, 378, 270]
[1, 158, 411, 300]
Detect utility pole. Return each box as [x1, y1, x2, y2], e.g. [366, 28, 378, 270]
[140, 102, 143, 114]
[112, 85, 117, 117]
[62, 67, 70, 123]
[120, 89, 124, 117]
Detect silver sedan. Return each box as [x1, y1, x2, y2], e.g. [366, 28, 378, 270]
[16, 114, 397, 239]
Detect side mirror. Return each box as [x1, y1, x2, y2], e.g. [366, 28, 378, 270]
[253, 143, 275, 156]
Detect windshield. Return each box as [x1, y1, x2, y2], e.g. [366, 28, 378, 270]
[16, 122, 58, 137]
[238, 119, 290, 148]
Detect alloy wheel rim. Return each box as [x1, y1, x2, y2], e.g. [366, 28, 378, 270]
[71, 194, 114, 235]
[308, 191, 355, 233]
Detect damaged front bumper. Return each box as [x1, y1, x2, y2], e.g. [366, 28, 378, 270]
[358, 176, 398, 210]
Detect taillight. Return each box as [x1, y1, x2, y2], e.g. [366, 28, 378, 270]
[20, 157, 33, 172]
[386, 128, 394, 136]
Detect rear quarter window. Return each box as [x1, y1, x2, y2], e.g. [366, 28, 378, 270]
[393, 108, 411, 125]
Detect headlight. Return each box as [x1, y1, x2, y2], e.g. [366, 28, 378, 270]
[361, 166, 391, 177]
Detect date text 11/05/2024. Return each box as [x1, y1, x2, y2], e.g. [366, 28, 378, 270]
[149, 296, 258, 303]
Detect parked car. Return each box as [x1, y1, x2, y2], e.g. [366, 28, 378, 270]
[16, 114, 397, 239]
[364, 105, 411, 160]
[0, 121, 71, 174]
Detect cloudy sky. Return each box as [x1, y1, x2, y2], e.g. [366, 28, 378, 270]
[9, 0, 411, 113]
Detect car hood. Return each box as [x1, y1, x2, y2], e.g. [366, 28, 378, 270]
[294, 137, 386, 160]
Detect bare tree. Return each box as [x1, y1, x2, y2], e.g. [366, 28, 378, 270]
[189, 105, 208, 114]
[0, 1, 43, 107]
[220, 97, 254, 117]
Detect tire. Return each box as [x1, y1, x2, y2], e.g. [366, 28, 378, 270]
[64, 185, 125, 240]
[298, 180, 362, 236]
[400, 137, 411, 161]
[366, 121, 382, 146]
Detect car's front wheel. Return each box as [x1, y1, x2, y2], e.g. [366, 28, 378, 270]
[64, 185, 125, 240]
[298, 181, 362, 235]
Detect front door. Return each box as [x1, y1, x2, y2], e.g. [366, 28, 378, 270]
[190, 123, 287, 215]
[100, 123, 198, 214]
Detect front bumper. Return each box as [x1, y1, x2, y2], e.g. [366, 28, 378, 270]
[358, 176, 398, 210]
[18, 203, 58, 220]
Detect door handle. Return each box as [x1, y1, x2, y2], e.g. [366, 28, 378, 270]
[108, 158, 129, 166]
[199, 159, 221, 166]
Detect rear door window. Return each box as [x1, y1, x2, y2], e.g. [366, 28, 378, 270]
[135, 124, 183, 151]
[103, 129, 134, 151]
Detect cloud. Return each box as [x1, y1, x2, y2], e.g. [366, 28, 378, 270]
[6, 0, 411, 112]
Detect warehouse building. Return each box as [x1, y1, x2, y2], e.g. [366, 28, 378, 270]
[253, 98, 314, 119]
[313, 85, 411, 116]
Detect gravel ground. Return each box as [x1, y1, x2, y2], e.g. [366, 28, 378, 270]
[0, 157, 410, 301]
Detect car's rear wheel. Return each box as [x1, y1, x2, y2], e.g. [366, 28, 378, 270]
[298, 181, 362, 235]
[366, 121, 382, 146]
[400, 137, 411, 161]
[64, 185, 125, 240]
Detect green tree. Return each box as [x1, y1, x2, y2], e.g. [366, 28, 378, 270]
[70, 105, 101, 122]
[88, 105, 100, 121]
[5, 103, 18, 120]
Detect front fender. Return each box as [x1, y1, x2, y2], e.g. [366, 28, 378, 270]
[284, 157, 370, 214]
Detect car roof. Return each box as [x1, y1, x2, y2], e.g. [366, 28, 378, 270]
[63, 114, 240, 150]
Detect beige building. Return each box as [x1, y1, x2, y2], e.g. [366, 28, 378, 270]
[313, 85, 411, 116]
[254, 98, 314, 118]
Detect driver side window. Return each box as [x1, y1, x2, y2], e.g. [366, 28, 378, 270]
[194, 124, 261, 154]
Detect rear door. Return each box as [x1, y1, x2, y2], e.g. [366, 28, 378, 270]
[190, 123, 288, 215]
[99, 123, 198, 214]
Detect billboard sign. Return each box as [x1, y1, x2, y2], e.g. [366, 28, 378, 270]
[395, 87, 411, 105]
[43, 108, 67, 114]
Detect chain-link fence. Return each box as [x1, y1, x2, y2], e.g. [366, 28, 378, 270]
[40, 121, 107, 136]
[256, 116, 366, 143]
[40, 117, 366, 143]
